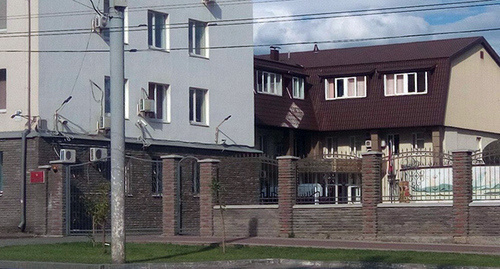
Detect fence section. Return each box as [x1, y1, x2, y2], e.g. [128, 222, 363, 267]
[382, 149, 453, 203]
[259, 156, 279, 204]
[296, 154, 362, 205]
[472, 150, 500, 201]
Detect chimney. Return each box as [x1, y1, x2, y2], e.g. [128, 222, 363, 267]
[270, 46, 280, 61]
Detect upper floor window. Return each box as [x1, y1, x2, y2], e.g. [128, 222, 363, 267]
[292, 77, 304, 99]
[147, 82, 170, 122]
[189, 88, 208, 125]
[148, 11, 169, 50]
[189, 20, 208, 57]
[0, 69, 6, 111]
[412, 133, 425, 149]
[255, 70, 282, 96]
[384, 72, 428, 96]
[325, 76, 366, 100]
[104, 76, 129, 119]
[0, 0, 6, 30]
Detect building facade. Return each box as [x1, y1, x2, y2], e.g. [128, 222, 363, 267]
[0, 0, 256, 234]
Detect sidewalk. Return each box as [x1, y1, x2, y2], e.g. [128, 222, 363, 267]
[127, 235, 500, 256]
[2, 234, 500, 256]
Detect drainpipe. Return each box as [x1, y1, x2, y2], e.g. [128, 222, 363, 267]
[19, 0, 32, 232]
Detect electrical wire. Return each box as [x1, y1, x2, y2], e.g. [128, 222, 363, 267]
[0, 0, 498, 39]
[0, 27, 497, 53]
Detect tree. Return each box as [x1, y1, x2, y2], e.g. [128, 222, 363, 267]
[211, 175, 227, 253]
[86, 183, 111, 253]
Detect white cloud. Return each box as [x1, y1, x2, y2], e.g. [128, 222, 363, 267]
[253, 1, 500, 55]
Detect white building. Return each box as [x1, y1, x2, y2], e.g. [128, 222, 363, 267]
[0, 0, 255, 146]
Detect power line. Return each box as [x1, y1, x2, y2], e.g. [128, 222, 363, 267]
[0, 0, 498, 39]
[0, 27, 498, 53]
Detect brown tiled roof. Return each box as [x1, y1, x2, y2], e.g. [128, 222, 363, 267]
[254, 36, 500, 131]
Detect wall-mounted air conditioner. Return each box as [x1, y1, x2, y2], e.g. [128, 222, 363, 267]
[365, 140, 372, 148]
[139, 99, 155, 113]
[60, 149, 76, 163]
[90, 148, 108, 162]
[91, 15, 108, 33]
[99, 115, 111, 130]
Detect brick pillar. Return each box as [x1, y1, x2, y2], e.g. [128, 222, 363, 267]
[199, 159, 220, 237]
[46, 162, 67, 236]
[452, 150, 473, 243]
[277, 156, 299, 237]
[361, 152, 382, 239]
[161, 155, 182, 236]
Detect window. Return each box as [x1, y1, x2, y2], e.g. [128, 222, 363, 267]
[387, 134, 400, 154]
[384, 72, 428, 96]
[323, 137, 338, 158]
[0, 0, 6, 30]
[147, 83, 170, 122]
[0, 69, 5, 111]
[189, 88, 208, 125]
[412, 133, 425, 149]
[191, 162, 200, 194]
[326, 76, 366, 100]
[292, 77, 305, 99]
[104, 77, 129, 118]
[349, 136, 360, 154]
[151, 160, 162, 196]
[0, 151, 3, 196]
[148, 11, 168, 50]
[189, 19, 208, 57]
[255, 70, 282, 96]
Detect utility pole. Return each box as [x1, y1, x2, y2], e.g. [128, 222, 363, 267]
[109, 0, 127, 264]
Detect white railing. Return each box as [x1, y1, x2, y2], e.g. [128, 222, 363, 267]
[473, 166, 500, 201]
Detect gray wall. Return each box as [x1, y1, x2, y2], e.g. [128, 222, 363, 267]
[37, 0, 254, 146]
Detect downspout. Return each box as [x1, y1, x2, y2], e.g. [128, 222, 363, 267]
[19, 0, 32, 232]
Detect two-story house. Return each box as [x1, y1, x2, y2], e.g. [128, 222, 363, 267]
[254, 37, 500, 158]
[0, 0, 255, 235]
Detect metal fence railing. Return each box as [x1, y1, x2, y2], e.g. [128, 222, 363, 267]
[472, 150, 500, 201]
[259, 156, 279, 204]
[382, 149, 453, 203]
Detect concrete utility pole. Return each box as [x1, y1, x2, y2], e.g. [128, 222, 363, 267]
[109, 0, 127, 264]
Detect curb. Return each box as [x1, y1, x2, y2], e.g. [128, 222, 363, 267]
[0, 259, 498, 269]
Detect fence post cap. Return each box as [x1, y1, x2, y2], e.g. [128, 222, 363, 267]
[276, 156, 300, 161]
[198, 159, 221, 164]
[361, 151, 383, 157]
[160, 155, 183, 160]
[451, 149, 475, 154]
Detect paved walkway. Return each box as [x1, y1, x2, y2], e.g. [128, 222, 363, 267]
[2, 234, 500, 255]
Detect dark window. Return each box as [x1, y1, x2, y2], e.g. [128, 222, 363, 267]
[152, 161, 162, 195]
[417, 72, 427, 93]
[189, 88, 207, 124]
[0, 0, 6, 30]
[408, 73, 416, 93]
[0, 69, 5, 110]
[104, 76, 111, 114]
[336, 79, 344, 97]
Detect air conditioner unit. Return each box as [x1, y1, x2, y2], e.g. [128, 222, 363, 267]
[99, 115, 111, 130]
[139, 99, 155, 113]
[91, 15, 108, 33]
[60, 149, 76, 163]
[365, 140, 372, 148]
[90, 148, 108, 162]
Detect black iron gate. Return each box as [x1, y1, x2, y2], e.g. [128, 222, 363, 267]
[176, 156, 200, 235]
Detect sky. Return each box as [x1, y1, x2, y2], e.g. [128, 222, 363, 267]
[252, 0, 500, 55]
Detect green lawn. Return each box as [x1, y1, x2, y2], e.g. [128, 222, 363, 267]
[0, 242, 499, 267]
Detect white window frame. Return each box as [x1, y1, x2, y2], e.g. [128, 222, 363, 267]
[384, 72, 428, 96]
[189, 88, 209, 126]
[255, 70, 282, 96]
[292, 77, 304, 99]
[148, 10, 169, 50]
[189, 19, 208, 58]
[147, 82, 171, 123]
[105, 77, 129, 119]
[325, 76, 367, 100]
[412, 132, 425, 149]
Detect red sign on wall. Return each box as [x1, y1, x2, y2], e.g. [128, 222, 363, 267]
[30, 171, 45, 184]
